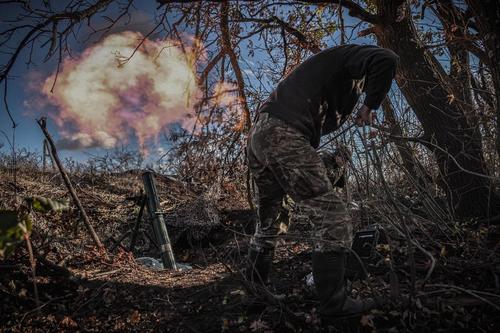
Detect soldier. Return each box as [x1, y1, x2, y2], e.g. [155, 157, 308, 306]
[246, 44, 398, 319]
[280, 147, 352, 235]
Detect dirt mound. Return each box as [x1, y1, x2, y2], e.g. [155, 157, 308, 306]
[1, 169, 499, 332]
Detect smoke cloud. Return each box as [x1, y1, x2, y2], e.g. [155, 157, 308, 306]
[42, 31, 201, 151]
[56, 132, 117, 150]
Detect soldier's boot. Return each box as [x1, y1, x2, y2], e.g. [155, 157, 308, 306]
[244, 244, 281, 312]
[246, 244, 275, 285]
[312, 250, 379, 320]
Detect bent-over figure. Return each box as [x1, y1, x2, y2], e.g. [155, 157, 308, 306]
[246, 44, 398, 319]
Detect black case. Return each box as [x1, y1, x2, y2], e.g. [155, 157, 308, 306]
[346, 224, 388, 280]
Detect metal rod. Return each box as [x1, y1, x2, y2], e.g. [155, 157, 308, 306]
[142, 171, 177, 270]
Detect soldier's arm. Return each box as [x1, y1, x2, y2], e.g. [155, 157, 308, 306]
[345, 46, 399, 110]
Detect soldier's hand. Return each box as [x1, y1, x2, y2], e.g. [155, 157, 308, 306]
[355, 105, 375, 126]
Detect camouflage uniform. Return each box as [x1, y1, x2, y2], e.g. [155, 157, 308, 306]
[247, 112, 352, 252]
[245, 44, 397, 316]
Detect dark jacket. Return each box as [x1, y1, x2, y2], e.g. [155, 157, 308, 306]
[260, 44, 399, 148]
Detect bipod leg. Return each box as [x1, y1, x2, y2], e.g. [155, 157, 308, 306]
[109, 232, 131, 252]
[129, 196, 147, 252]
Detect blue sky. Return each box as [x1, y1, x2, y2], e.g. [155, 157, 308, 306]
[0, 1, 162, 161]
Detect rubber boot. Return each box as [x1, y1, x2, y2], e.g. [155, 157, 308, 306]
[246, 244, 274, 285]
[312, 250, 378, 319]
[244, 244, 284, 313]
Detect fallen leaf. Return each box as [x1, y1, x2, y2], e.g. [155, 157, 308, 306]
[440, 245, 447, 257]
[18, 288, 27, 297]
[129, 310, 140, 325]
[447, 94, 455, 104]
[114, 320, 126, 330]
[250, 319, 270, 332]
[60, 316, 78, 328]
[221, 318, 229, 331]
[8, 280, 15, 290]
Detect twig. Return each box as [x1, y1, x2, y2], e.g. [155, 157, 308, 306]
[318, 123, 356, 149]
[372, 124, 500, 181]
[72, 280, 112, 315]
[220, 1, 251, 130]
[20, 295, 69, 323]
[91, 268, 123, 279]
[208, 244, 300, 322]
[370, 140, 418, 319]
[24, 234, 40, 313]
[425, 284, 500, 311]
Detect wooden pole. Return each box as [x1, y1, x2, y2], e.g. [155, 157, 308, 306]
[36, 117, 104, 250]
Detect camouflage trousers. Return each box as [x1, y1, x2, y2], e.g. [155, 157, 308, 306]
[247, 112, 352, 253]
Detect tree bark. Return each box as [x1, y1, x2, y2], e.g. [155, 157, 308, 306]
[381, 99, 431, 187]
[373, 0, 499, 219]
[220, 1, 251, 131]
[464, 0, 500, 161]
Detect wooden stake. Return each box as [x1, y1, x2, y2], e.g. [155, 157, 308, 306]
[36, 117, 104, 250]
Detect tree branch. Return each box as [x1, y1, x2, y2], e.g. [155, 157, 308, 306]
[235, 16, 321, 54]
[220, 1, 251, 130]
[300, 0, 381, 24]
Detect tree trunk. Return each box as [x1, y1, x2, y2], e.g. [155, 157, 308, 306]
[374, 0, 499, 219]
[465, 0, 500, 162]
[381, 99, 431, 188]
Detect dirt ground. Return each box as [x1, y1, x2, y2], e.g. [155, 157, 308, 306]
[1, 169, 499, 332]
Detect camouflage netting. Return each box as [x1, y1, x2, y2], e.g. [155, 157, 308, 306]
[162, 195, 221, 245]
